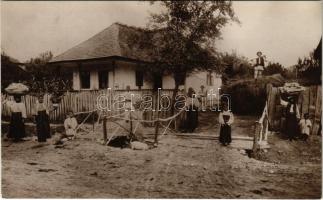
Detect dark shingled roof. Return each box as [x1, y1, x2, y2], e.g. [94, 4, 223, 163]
[50, 23, 153, 63]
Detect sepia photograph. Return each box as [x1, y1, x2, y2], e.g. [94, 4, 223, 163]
[1, 1, 322, 198]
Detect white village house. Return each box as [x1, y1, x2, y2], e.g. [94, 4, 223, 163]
[49, 23, 222, 94]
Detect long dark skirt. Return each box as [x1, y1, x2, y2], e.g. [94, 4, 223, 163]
[36, 110, 51, 142]
[285, 113, 298, 140]
[219, 124, 231, 145]
[185, 106, 198, 133]
[8, 112, 26, 141]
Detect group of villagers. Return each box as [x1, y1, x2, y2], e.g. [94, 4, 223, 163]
[3, 83, 234, 146]
[3, 83, 78, 143]
[284, 95, 313, 141]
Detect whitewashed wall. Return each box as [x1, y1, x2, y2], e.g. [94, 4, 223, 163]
[113, 61, 152, 90]
[72, 61, 222, 92]
[185, 71, 222, 96]
[162, 75, 176, 90]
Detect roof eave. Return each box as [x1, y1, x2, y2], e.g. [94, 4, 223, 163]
[48, 56, 152, 65]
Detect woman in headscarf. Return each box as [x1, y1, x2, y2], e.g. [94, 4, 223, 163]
[185, 87, 200, 133]
[219, 102, 234, 146]
[285, 96, 300, 141]
[4, 95, 27, 142]
[33, 94, 55, 143]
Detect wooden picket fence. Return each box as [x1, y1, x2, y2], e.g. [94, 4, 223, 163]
[266, 84, 322, 135]
[1, 89, 183, 126]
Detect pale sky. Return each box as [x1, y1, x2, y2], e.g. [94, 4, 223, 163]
[1, 1, 322, 67]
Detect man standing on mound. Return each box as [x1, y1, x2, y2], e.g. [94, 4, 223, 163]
[254, 51, 266, 79]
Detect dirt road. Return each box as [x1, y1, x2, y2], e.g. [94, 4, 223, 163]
[1, 112, 321, 198]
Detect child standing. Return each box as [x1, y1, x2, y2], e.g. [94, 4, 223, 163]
[219, 103, 234, 146]
[64, 111, 78, 137]
[299, 113, 312, 141]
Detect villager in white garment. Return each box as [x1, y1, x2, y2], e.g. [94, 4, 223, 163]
[285, 97, 300, 141]
[33, 95, 56, 142]
[64, 111, 78, 136]
[3, 95, 27, 141]
[299, 113, 312, 141]
[219, 103, 234, 146]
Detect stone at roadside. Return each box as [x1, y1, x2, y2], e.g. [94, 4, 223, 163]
[130, 141, 149, 150]
[239, 149, 247, 155]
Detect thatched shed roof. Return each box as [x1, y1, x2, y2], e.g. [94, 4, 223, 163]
[50, 23, 153, 63]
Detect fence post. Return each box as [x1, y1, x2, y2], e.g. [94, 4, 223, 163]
[103, 116, 107, 143]
[259, 124, 263, 142]
[264, 117, 269, 142]
[154, 119, 159, 145]
[92, 110, 95, 131]
[154, 106, 160, 145]
[252, 121, 261, 157]
[129, 111, 134, 140]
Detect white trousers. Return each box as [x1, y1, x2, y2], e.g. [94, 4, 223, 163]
[254, 66, 264, 78]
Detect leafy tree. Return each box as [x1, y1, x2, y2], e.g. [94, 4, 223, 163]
[1, 51, 31, 91]
[294, 49, 321, 85]
[25, 51, 54, 79]
[133, 1, 238, 113]
[263, 62, 284, 76]
[25, 51, 72, 93]
[219, 51, 253, 82]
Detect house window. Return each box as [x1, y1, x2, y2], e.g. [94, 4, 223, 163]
[153, 73, 163, 90]
[80, 70, 91, 89]
[135, 70, 144, 89]
[206, 72, 213, 86]
[175, 72, 186, 86]
[99, 70, 109, 89]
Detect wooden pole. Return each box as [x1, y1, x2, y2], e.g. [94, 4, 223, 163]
[154, 119, 159, 145]
[264, 116, 269, 142]
[252, 121, 261, 157]
[153, 89, 159, 146]
[92, 110, 95, 131]
[103, 116, 107, 143]
[129, 111, 134, 141]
